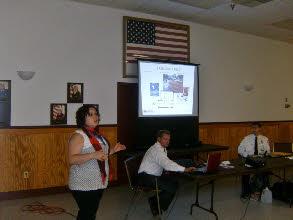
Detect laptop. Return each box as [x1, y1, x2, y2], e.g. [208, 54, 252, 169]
[270, 142, 293, 157]
[195, 152, 221, 173]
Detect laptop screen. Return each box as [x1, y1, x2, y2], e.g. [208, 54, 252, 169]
[206, 153, 221, 173]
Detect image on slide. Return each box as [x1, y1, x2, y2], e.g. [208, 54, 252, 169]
[163, 74, 183, 93]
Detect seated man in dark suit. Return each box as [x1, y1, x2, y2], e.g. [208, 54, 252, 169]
[137, 130, 196, 217]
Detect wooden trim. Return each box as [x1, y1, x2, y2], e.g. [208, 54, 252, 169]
[122, 16, 129, 78]
[1, 121, 293, 193]
[0, 126, 117, 193]
[0, 124, 117, 129]
[199, 121, 293, 161]
[0, 186, 69, 201]
[200, 120, 293, 125]
[0, 180, 120, 201]
[123, 16, 189, 30]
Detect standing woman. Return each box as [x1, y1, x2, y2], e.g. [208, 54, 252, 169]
[68, 105, 126, 220]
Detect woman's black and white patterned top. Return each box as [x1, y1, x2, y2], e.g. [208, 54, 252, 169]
[68, 130, 109, 191]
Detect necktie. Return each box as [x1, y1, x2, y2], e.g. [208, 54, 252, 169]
[254, 135, 258, 155]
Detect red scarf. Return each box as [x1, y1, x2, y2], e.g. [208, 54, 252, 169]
[82, 126, 107, 185]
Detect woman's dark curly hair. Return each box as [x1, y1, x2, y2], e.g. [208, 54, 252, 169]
[76, 104, 100, 128]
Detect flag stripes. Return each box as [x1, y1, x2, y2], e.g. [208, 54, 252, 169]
[125, 18, 189, 63]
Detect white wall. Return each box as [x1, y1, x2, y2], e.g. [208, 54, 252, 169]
[191, 25, 293, 122]
[0, 0, 292, 125]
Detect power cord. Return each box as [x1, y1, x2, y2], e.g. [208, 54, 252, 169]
[21, 201, 76, 218]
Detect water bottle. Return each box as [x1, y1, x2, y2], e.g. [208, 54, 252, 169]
[261, 187, 272, 203]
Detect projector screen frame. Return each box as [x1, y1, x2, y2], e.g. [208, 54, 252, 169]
[138, 59, 199, 118]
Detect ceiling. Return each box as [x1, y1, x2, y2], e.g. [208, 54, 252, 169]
[71, 0, 293, 44]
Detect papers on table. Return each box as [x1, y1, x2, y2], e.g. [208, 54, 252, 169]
[220, 161, 235, 169]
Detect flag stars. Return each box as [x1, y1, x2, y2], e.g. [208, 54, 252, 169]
[127, 20, 155, 45]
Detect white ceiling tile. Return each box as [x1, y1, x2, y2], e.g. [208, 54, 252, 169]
[71, 0, 293, 44]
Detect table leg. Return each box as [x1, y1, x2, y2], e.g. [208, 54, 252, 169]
[190, 180, 218, 220]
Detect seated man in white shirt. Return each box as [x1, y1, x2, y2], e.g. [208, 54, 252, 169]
[238, 122, 270, 199]
[137, 130, 196, 217]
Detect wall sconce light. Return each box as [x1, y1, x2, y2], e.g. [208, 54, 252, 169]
[17, 71, 35, 80]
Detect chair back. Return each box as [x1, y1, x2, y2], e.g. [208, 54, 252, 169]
[124, 153, 144, 190]
[273, 142, 293, 153]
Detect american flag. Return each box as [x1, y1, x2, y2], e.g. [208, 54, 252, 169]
[125, 18, 189, 63]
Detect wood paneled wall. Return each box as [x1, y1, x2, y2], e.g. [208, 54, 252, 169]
[199, 121, 293, 161]
[0, 126, 117, 192]
[0, 121, 292, 193]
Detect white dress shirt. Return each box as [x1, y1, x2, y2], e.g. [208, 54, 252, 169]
[238, 134, 270, 157]
[138, 142, 185, 176]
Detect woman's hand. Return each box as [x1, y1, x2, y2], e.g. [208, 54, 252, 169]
[184, 167, 196, 173]
[93, 150, 108, 161]
[112, 143, 126, 154]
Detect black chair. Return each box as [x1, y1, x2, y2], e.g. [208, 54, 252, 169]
[124, 154, 162, 219]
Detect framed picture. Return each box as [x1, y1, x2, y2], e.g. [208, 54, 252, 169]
[0, 80, 10, 100]
[67, 82, 83, 103]
[123, 16, 190, 78]
[50, 103, 67, 125]
[0, 80, 11, 127]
